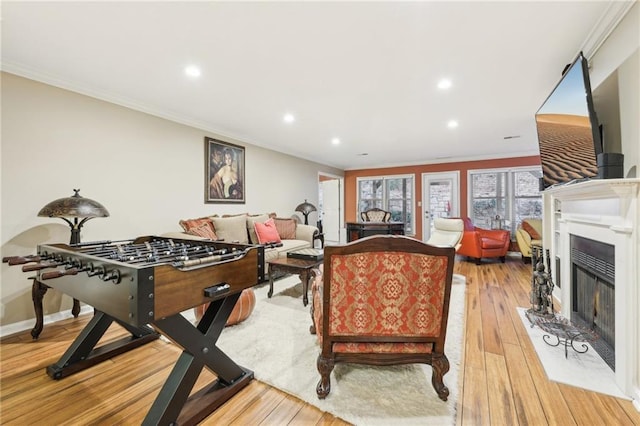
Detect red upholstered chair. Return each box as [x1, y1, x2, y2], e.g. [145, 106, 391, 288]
[457, 217, 510, 264]
[310, 235, 455, 401]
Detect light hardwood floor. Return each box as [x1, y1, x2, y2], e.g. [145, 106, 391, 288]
[1, 257, 639, 425]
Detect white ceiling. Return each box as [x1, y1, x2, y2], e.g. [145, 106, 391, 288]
[0, 1, 629, 170]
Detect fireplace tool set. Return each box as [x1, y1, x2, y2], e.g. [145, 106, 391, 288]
[525, 245, 597, 358]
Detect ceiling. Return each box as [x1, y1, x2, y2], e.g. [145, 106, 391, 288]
[1, 1, 629, 170]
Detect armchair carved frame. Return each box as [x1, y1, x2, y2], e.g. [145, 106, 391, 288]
[310, 235, 455, 401]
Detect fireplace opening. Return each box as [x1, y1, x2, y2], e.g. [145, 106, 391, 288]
[570, 235, 615, 370]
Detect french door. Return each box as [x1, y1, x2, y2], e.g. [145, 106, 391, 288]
[421, 171, 460, 241]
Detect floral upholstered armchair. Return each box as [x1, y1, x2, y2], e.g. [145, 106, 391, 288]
[310, 235, 455, 401]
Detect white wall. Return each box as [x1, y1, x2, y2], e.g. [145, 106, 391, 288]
[0, 72, 342, 326]
[589, 2, 639, 177]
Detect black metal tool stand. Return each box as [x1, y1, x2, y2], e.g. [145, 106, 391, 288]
[536, 317, 596, 359]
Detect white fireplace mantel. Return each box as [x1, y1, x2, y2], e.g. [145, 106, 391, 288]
[543, 178, 639, 408]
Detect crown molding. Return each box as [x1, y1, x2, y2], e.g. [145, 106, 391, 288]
[580, 0, 636, 60]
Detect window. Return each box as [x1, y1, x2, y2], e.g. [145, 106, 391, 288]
[357, 175, 414, 234]
[468, 167, 542, 235]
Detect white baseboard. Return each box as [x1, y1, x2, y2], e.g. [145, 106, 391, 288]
[0, 305, 93, 338]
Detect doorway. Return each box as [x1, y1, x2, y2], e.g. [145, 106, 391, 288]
[318, 174, 343, 245]
[421, 171, 460, 241]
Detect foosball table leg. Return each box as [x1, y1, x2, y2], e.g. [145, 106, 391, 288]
[144, 292, 253, 426]
[46, 311, 160, 380]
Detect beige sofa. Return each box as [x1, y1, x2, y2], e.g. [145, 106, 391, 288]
[163, 213, 319, 282]
[515, 218, 543, 263]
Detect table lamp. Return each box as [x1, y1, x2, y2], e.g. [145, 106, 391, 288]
[38, 189, 110, 244]
[295, 199, 317, 225]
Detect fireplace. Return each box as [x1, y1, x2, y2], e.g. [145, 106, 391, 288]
[570, 235, 615, 369]
[544, 178, 639, 409]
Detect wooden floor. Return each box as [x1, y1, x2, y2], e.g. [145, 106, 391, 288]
[2, 257, 639, 425]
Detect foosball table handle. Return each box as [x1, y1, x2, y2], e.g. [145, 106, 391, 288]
[203, 283, 231, 298]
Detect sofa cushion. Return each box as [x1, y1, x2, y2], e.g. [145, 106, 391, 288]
[275, 239, 311, 257]
[246, 214, 270, 244]
[211, 215, 249, 244]
[254, 218, 282, 245]
[273, 217, 297, 239]
[522, 220, 542, 240]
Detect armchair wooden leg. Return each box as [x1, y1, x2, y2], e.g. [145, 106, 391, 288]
[316, 355, 335, 399]
[431, 354, 450, 401]
[500, 256, 506, 263]
[475, 257, 481, 265]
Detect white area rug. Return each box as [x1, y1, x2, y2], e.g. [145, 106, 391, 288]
[214, 274, 467, 425]
[516, 307, 627, 399]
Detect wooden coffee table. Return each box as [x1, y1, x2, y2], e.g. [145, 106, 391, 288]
[267, 257, 322, 306]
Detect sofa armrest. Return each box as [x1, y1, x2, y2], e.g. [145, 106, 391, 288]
[295, 224, 319, 244]
[479, 228, 510, 243]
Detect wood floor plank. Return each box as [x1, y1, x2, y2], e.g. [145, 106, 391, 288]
[479, 285, 503, 355]
[502, 341, 548, 425]
[484, 352, 519, 425]
[460, 365, 490, 425]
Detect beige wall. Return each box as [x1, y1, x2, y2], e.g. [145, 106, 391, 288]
[0, 72, 342, 327]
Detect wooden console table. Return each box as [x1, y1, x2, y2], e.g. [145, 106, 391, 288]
[346, 221, 405, 242]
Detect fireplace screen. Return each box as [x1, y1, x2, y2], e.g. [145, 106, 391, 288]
[570, 235, 615, 369]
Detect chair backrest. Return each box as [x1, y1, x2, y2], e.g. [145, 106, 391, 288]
[360, 208, 391, 222]
[461, 217, 476, 231]
[426, 218, 464, 250]
[321, 235, 455, 351]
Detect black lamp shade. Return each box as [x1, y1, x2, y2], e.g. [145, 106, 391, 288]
[295, 200, 317, 225]
[38, 189, 109, 244]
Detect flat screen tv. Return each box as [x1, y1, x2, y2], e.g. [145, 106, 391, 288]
[535, 52, 602, 189]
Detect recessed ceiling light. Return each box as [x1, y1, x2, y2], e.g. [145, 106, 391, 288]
[437, 79, 452, 90]
[447, 120, 459, 129]
[331, 138, 340, 145]
[283, 113, 295, 123]
[184, 65, 201, 78]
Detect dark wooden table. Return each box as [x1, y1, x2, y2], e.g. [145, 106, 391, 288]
[267, 257, 323, 306]
[346, 221, 405, 242]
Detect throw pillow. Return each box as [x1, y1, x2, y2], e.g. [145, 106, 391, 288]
[179, 216, 213, 233]
[273, 218, 297, 239]
[254, 218, 282, 245]
[179, 217, 217, 239]
[522, 221, 541, 240]
[246, 214, 270, 244]
[211, 215, 249, 244]
[186, 223, 218, 240]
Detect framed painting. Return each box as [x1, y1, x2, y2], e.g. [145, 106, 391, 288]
[205, 137, 245, 204]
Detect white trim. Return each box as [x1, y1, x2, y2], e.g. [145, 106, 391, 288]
[356, 174, 416, 235]
[580, 1, 636, 61]
[0, 305, 93, 338]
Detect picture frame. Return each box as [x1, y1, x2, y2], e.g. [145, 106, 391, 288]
[204, 137, 245, 204]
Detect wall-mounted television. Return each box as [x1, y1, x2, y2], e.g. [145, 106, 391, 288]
[535, 52, 602, 189]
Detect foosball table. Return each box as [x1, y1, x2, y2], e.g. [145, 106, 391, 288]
[4, 235, 263, 425]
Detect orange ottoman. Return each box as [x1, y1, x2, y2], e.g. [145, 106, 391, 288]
[193, 288, 256, 326]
